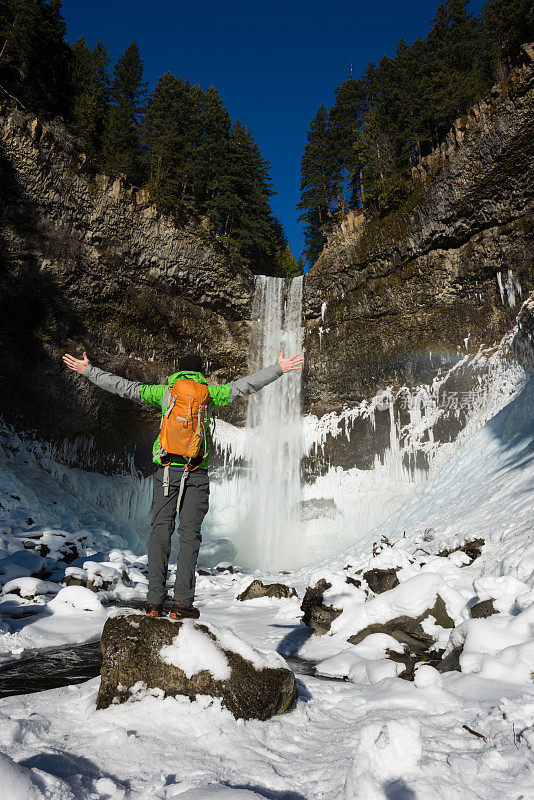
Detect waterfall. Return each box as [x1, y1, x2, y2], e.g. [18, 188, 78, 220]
[244, 275, 304, 570]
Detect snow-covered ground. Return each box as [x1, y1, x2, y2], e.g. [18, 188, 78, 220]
[1, 306, 534, 797]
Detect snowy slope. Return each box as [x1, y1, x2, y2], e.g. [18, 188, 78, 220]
[313, 374, 534, 574]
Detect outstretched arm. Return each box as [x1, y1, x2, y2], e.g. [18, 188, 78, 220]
[62, 351, 143, 403]
[228, 350, 304, 403]
[278, 350, 304, 373]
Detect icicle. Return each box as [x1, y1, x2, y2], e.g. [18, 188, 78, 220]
[496, 272, 504, 304]
[504, 270, 522, 309]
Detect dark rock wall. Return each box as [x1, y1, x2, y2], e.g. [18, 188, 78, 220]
[0, 107, 254, 470]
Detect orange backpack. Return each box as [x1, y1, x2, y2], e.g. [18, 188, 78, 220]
[159, 379, 210, 469]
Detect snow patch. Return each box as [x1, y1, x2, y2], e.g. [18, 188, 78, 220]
[48, 585, 105, 614]
[160, 621, 231, 680]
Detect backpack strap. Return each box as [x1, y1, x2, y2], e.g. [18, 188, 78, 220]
[176, 468, 189, 513]
[163, 465, 170, 497]
[162, 464, 189, 508]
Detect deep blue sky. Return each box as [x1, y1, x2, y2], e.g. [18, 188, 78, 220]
[61, 0, 482, 261]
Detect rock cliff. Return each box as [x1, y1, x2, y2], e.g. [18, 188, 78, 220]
[0, 107, 254, 468]
[304, 59, 534, 414]
[302, 57, 534, 474]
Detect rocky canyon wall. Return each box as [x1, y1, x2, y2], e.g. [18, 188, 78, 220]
[1, 56, 533, 479]
[302, 57, 534, 475]
[0, 107, 254, 469]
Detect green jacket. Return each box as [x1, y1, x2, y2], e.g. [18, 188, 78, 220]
[83, 362, 284, 469]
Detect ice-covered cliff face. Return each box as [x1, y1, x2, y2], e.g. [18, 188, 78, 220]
[303, 59, 534, 472]
[0, 106, 254, 467]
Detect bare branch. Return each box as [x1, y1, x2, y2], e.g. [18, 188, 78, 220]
[462, 724, 487, 742]
[0, 82, 25, 109]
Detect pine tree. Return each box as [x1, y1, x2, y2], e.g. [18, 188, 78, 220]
[218, 120, 275, 270]
[70, 36, 110, 164]
[482, 0, 534, 75]
[297, 104, 337, 264]
[101, 41, 147, 185]
[379, 38, 430, 163]
[329, 77, 366, 209]
[426, 0, 489, 138]
[446, 0, 489, 113]
[0, 0, 72, 117]
[196, 85, 232, 214]
[268, 217, 301, 277]
[143, 73, 203, 213]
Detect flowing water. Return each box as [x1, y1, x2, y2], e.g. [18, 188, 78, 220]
[0, 642, 344, 698]
[237, 276, 305, 571]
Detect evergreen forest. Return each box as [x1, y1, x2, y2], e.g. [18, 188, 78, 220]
[0, 0, 532, 270]
[298, 0, 534, 264]
[0, 0, 299, 276]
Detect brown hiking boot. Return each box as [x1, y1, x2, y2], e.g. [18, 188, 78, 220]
[145, 603, 163, 618]
[168, 602, 200, 620]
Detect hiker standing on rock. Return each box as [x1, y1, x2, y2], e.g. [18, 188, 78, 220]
[62, 350, 304, 619]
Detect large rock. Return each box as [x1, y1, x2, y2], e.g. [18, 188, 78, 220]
[437, 538, 485, 565]
[435, 645, 463, 674]
[97, 613, 298, 720]
[470, 599, 497, 619]
[300, 579, 342, 635]
[237, 579, 297, 601]
[347, 596, 455, 656]
[363, 568, 399, 594]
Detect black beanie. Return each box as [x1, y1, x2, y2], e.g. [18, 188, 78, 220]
[178, 354, 204, 374]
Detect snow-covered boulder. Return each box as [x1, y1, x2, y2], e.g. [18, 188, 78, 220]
[62, 561, 121, 593]
[470, 599, 497, 618]
[331, 573, 465, 649]
[315, 633, 408, 684]
[48, 585, 105, 613]
[439, 604, 534, 683]
[363, 568, 399, 594]
[302, 571, 470, 678]
[21, 529, 82, 562]
[83, 560, 121, 591]
[0, 549, 45, 583]
[1, 577, 59, 599]
[237, 579, 297, 601]
[97, 612, 298, 720]
[62, 566, 87, 587]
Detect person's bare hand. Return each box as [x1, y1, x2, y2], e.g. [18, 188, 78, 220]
[62, 351, 90, 375]
[278, 349, 304, 373]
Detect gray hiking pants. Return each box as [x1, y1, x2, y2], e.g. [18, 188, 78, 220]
[147, 466, 209, 606]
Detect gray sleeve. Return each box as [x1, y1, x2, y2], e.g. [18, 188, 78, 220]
[83, 364, 143, 403]
[228, 363, 284, 403]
